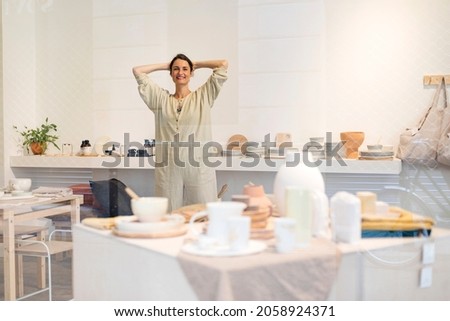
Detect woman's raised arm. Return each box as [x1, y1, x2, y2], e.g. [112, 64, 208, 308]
[193, 59, 228, 71]
[132, 62, 170, 78]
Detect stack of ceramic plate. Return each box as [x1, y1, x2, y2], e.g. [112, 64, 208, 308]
[243, 206, 271, 228]
[242, 206, 274, 239]
[250, 217, 274, 240]
[359, 150, 395, 160]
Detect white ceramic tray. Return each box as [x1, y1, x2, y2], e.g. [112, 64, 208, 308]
[181, 240, 267, 257]
[115, 214, 185, 233]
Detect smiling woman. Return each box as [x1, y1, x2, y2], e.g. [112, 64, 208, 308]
[132, 54, 228, 212]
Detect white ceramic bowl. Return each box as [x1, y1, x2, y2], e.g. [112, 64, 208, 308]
[309, 137, 324, 145]
[367, 144, 383, 151]
[9, 178, 32, 192]
[131, 197, 168, 222]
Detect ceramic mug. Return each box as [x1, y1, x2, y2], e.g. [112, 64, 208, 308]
[189, 201, 247, 246]
[274, 217, 297, 253]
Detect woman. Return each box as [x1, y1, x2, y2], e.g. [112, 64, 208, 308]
[132, 54, 228, 211]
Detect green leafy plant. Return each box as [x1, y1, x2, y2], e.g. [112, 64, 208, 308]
[14, 118, 60, 154]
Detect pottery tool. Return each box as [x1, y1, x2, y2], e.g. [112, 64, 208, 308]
[125, 187, 140, 200]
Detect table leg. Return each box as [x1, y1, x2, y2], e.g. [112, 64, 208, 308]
[71, 197, 81, 225]
[16, 254, 24, 297]
[36, 230, 47, 289]
[3, 209, 16, 300]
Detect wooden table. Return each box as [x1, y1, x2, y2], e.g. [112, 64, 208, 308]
[0, 194, 83, 300]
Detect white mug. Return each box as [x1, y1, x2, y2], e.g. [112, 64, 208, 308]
[227, 216, 250, 251]
[189, 201, 247, 247]
[274, 217, 297, 253]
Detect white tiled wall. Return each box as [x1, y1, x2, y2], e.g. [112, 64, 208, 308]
[325, 0, 450, 146]
[238, 0, 325, 144]
[2, 0, 450, 184]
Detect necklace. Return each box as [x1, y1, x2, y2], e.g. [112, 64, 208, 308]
[177, 98, 183, 114]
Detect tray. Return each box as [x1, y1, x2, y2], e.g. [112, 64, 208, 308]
[115, 214, 185, 233]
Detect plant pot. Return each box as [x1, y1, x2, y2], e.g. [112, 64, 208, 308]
[30, 142, 47, 155]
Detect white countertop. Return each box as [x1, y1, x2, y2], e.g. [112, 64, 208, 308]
[10, 155, 402, 174]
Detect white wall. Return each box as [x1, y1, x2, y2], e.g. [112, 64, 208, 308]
[2, 0, 450, 183]
[325, 0, 450, 146]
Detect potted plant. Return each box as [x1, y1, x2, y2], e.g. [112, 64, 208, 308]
[14, 118, 60, 155]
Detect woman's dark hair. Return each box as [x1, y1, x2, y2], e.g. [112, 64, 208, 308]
[169, 53, 193, 72]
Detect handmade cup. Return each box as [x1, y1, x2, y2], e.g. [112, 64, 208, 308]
[131, 197, 168, 222]
[274, 217, 297, 253]
[189, 201, 247, 247]
[340, 132, 365, 159]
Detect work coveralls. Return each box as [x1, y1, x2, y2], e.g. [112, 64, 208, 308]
[135, 67, 228, 211]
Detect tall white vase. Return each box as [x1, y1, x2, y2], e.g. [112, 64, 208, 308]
[273, 152, 330, 238]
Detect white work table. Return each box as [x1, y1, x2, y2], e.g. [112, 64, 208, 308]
[72, 223, 450, 301]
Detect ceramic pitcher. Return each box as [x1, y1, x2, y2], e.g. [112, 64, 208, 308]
[273, 152, 330, 239]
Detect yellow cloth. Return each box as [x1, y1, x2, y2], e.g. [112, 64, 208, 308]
[362, 206, 434, 231]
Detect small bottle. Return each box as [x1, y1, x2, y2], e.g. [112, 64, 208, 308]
[144, 139, 152, 156]
[80, 140, 86, 155]
[81, 140, 92, 156]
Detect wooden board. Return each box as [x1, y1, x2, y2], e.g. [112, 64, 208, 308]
[172, 203, 206, 222]
[112, 225, 188, 239]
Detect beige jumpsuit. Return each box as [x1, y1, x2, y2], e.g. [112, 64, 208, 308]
[135, 67, 228, 211]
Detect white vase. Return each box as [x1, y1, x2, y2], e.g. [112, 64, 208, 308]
[273, 152, 330, 239]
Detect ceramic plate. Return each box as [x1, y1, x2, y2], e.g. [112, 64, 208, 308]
[181, 240, 267, 257]
[115, 214, 185, 233]
[360, 150, 394, 157]
[0, 194, 36, 201]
